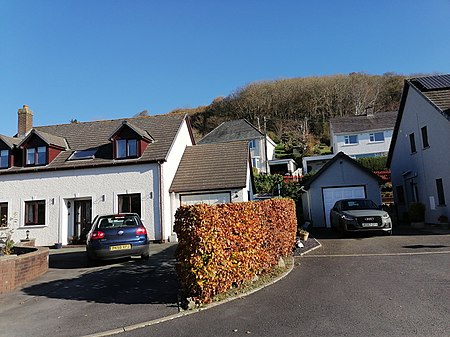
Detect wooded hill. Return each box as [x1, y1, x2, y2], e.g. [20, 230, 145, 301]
[170, 72, 406, 157]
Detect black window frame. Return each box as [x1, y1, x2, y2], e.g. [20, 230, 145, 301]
[421, 126, 429, 148]
[0, 202, 8, 227]
[436, 178, 446, 206]
[116, 139, 139, 159]
[409, 133, 416, 154]
[118, 193, 141, 216]
[0, 149, 9, 169]
[24, 200, 46, 226]
[25, 146, 47, 166]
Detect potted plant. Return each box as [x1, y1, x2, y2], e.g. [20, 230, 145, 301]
[298, 229, 309, 241]
[408, 202, 425, 228]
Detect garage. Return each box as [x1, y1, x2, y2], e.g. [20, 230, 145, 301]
[301, 152, 382, 228]
[180, 192, 231, 206]
[322, 186, 366, 227]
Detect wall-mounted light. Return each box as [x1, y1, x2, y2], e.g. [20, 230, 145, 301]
[51, 198, 55, 205]
[102, 195, 106, 202]
[67, 201, 71, 209]
[26, 230, 30, 240]
[149, 192, 153, 199]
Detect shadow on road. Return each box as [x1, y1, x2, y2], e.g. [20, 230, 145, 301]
[22, 244, 179, 306]
[403, 244, 449, 249]
[310, 226, 447, 240]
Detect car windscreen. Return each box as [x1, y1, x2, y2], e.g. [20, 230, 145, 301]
[97, 216, 139, 229]
[341, 200, 378, 210]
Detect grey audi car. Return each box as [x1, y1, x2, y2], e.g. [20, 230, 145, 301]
[330, 198, 392, 235]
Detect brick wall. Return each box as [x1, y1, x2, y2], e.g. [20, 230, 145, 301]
[0, 246, 49, 294]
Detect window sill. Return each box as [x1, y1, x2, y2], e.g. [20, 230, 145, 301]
[20, 225, 47, 229]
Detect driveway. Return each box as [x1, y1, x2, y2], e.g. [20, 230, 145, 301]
[0, 243, 180, 337]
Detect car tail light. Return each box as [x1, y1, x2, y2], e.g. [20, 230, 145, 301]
[136, 227, 147, 235]
[90, 230, 105, 240]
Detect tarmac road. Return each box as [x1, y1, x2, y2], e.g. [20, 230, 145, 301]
[1, 230, 449, 337]
[119, 231, 450, 337]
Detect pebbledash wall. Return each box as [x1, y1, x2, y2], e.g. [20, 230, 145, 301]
[1, 164, 160, 246]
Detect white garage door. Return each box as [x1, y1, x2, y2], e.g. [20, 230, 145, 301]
[180, 192, 231, 206]
[322, 186, 365, 227]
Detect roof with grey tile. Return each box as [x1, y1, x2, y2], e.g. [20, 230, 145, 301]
[170, 141, 250, 193]
[330, 111, 398, 134]
[0, 135, 20, 149]
[18, 129, 68, 149]
[0, 114, 188, 174]
[198, 119, 264, 144]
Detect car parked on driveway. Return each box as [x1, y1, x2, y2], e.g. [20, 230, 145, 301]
[86, 213, 150, 262]
[330, 198, 392, 235]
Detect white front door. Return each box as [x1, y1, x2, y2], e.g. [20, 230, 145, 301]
[322, 186, 365, 227]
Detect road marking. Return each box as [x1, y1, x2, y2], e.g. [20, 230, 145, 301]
[302, 250, 450, 258]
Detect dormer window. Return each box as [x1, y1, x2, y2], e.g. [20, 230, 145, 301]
[116, 139, 138, 159]
[0, 150, 9, 168]
[110, 121, 154, 160]
[26, 146, 47, 165]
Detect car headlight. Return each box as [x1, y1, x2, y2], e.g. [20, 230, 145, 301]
[382, 213, 390, 219]
[341, 214, 355, 221]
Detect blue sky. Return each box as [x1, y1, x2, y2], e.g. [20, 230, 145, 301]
[1, 0, 449, 136]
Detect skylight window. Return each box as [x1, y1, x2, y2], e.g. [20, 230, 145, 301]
[68, 149, 97, 161]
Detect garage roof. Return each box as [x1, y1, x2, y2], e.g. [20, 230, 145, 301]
[303, 152, 383, 190]
[170, 141, 251, 193]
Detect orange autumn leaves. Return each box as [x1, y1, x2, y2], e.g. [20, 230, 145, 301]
[174, 199, 297, 304]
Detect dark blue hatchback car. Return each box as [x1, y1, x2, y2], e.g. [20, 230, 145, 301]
[86, 213, 150, 263]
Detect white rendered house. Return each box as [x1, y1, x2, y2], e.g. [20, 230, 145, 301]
[330, 111, 397, 159]
[388, 74, 450, 224]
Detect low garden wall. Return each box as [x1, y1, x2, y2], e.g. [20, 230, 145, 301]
[0, 246, 49, 294]
[174, 198, 297, 304]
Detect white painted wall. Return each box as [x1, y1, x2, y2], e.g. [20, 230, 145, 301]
[0, 164, 158, 246]
[162, 118, 194, 241]
[390, 87, 450, 223]
[332, 129, 393, 158]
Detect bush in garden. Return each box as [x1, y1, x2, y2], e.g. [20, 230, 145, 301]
[174, 198, 297, 304]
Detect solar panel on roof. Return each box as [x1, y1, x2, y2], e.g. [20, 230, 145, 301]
[68, 149, 97, 160]
[413, 74, 450, 91]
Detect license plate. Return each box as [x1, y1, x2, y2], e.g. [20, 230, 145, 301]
[110, 244, 131, 251]
[362, 223, 378, 227]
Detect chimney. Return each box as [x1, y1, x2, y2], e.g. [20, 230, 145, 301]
[18, 105, 33, 137]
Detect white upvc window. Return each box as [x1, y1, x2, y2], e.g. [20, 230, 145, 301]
[369, 132, 385, 142]
[344, 135, 358, 145]
[249, 139, 256, 149]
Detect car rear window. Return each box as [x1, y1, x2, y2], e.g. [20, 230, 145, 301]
[97, 216, 139, 229]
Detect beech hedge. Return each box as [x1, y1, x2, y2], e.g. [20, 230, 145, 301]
[174, 198, 297, 304]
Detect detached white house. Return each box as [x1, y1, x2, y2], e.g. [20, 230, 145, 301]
[0, 106, 254, 246]
[330, 111, 397, 159]
[388, 74, 450, 224]
[198, 119, 276, 174]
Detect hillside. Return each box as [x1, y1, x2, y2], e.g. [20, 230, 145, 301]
[170, 72, 406, 156]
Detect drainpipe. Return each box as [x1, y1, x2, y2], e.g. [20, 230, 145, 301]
[158, 161, 165, 242]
